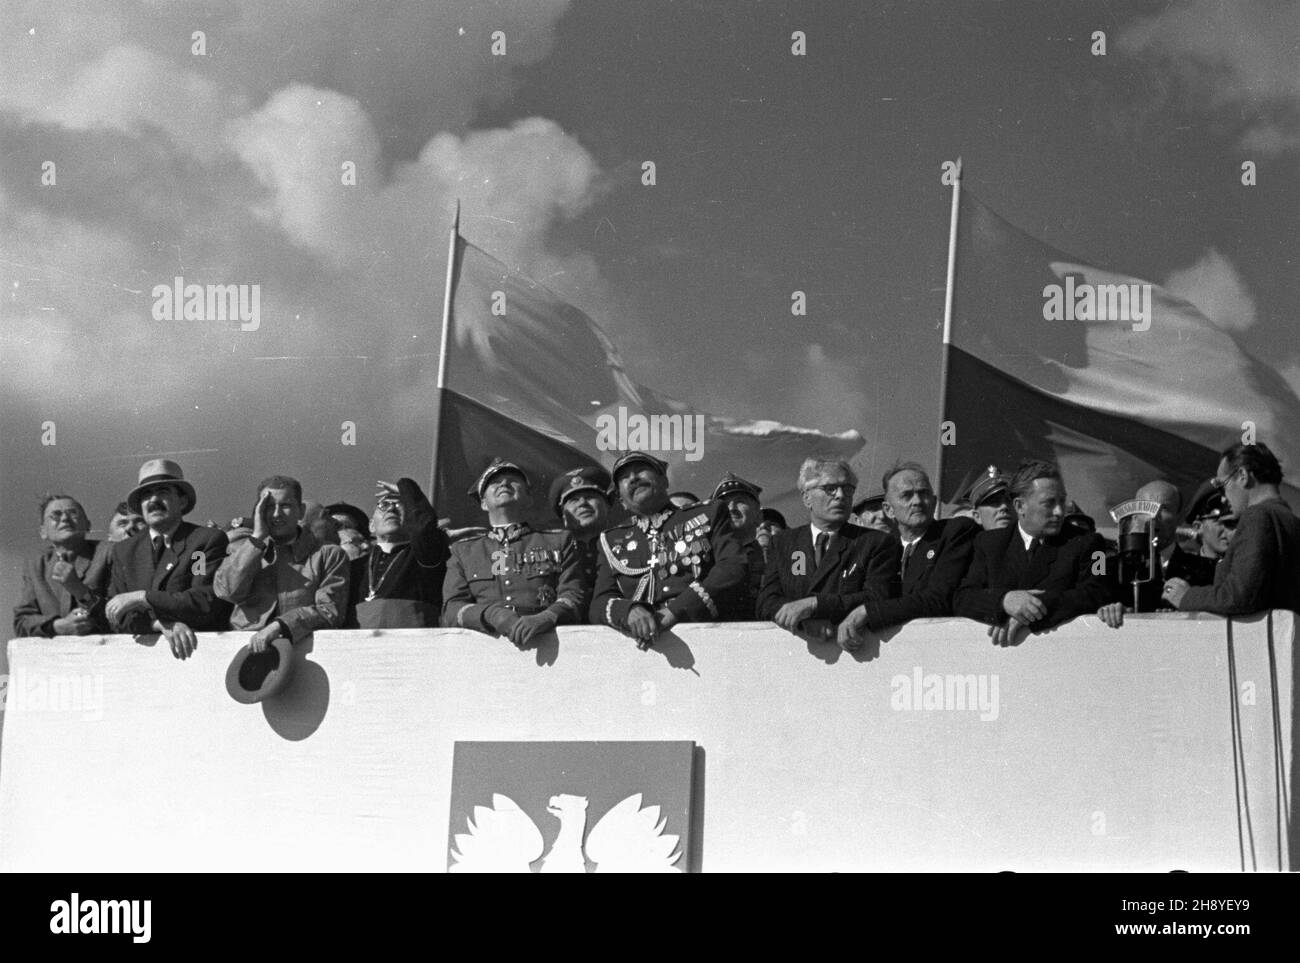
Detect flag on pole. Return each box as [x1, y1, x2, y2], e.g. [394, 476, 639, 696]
[941, 191, 1300, 517]
[435, 234, 863, 526]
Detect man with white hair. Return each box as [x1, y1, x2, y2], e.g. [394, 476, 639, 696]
[837, 461, 978, 647]
[757, 456, 899, 638]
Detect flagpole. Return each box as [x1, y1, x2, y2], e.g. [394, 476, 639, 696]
[934, 158, 961, 506]
[429, 198, 460, 498]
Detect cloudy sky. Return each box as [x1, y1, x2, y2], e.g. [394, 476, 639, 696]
[2, 0, 1297, 621]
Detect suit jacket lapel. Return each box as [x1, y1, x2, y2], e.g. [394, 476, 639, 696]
[809, 530, 850, 590]
[902, 523, 936, 591]
[1023, 535, 1055, 586]
[152, 522, 190, 590]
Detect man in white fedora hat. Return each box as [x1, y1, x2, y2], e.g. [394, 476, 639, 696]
[102, 458, 231, 658]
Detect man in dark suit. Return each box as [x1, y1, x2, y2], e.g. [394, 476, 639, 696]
[1098, 479, 1215, 626]
[102, 459, 231, 659]
[837, 462, 978, 647]
[954, 459, 1115, 645]
[758, 457, 899, 638]
[1165, 442, 1300, 615]
[13, 494, 109, 637]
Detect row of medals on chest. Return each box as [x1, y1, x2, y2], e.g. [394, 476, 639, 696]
[613, 520, 710, 575]
[490, 546, 560, 576]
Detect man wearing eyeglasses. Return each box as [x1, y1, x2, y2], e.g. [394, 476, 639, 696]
[442, 459, 585, 647]
[13, 494, 110, 637]
[836, 461, 977, 648]
[1163, 442, 1300, 615]
[591, 451, 748, 647]
[758, 457, 899, 641]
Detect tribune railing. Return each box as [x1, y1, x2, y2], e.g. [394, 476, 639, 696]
[1, 613, 1293, 871]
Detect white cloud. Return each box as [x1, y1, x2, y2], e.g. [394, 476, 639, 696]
[1119, 0, 1300, 155]
[1163, 248, 1258, 333]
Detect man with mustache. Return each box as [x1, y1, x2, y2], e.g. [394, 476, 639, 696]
[443, 460, 585, 647]
[13, 494, 109, 637]
[101, 459, 231, 658]
[215, 474, 351, 651]
[954, 459, 1115, 645]
[758, 457, 899, 640]
[592, 451, 748, 647]
[836, 461, 979, 648]
[343, 477, 451, 628]
[712, 471, 767, 620]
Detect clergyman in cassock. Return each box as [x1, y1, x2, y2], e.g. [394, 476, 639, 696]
[345, 477, 451, 628]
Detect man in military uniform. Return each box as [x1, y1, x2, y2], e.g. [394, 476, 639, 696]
[548, 465, 613, 615]
[712, 471, 766, 620]
[964, 465, 1016, 532]
[442, 459, 585, 647]
[1185, 482, 1235, 569]
[591, 451, 747, 648]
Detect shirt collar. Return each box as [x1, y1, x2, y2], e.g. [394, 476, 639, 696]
[634, 508, 674, 534]
[148, 528, 176, 548]
[1017, 524, 1036, 551]
[809, 521, 840, 541]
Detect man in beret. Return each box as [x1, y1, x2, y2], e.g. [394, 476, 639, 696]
[758, 457, 899, 641]
[549, 465, 614, 616]
[850, 490, 893, 534]
[592, 451, 747, 647]
[101, 458, 231, 658]
[954, 459, 1115, 644]
[712, 471, 767, 620]
[1164, 442, 1300, 615]
[755, 508, 788, 563]
[837, 461, 978, 647]
[443, 459, 585, 646]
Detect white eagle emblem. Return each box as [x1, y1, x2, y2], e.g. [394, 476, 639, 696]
[449, 793, 683, 873]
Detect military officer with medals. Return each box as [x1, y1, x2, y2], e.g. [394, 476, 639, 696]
[442, 459, 585, 647]
[549, 465, 614, 614]
[591, 451, 747, 648]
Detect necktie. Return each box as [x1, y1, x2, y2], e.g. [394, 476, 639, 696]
[814, 532, 829, 567]
[900, 541, 915, 579]
[151, 535, 165, 566]
[1027, 537, 1040, 561]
